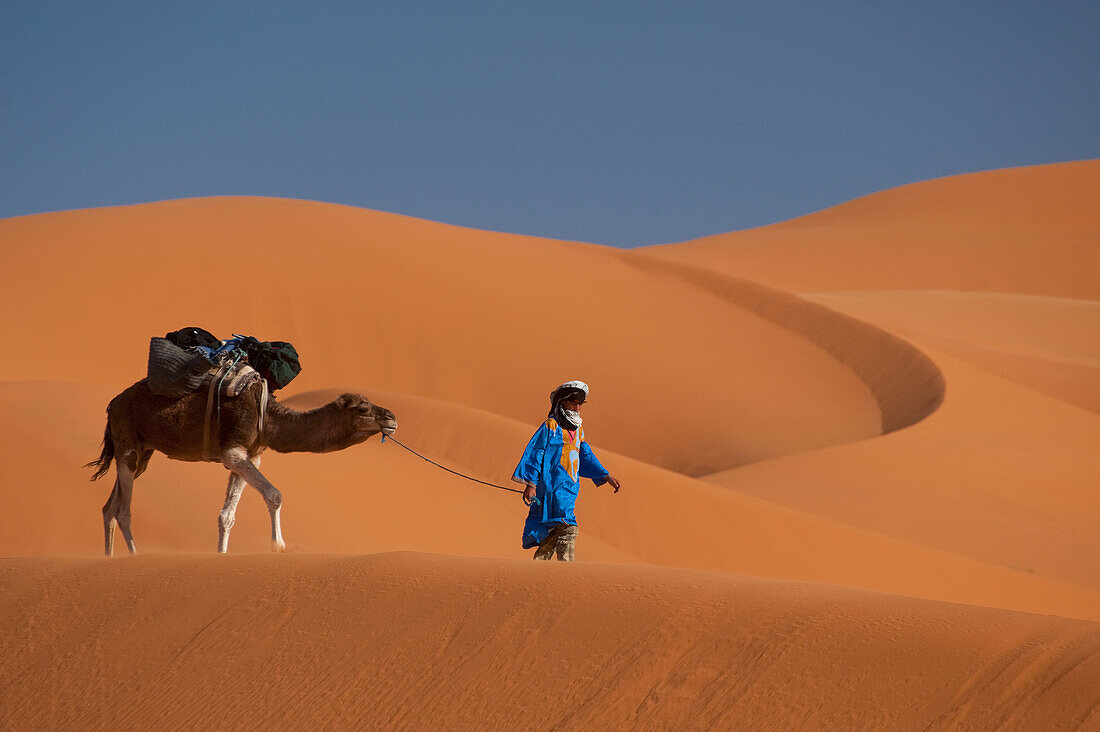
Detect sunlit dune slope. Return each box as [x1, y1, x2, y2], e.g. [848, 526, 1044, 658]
[0, 196, 911, 475]
[704, 346, 1100, 591]
[642, 160, 1100, 298]
[3, 553, 1098, 730]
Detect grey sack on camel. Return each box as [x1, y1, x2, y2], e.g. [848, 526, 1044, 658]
[146, 337, 215, 398]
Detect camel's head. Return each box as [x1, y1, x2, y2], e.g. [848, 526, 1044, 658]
[335, 393, 398, 444]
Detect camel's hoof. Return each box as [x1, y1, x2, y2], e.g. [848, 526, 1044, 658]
[273, 540, 286, 552]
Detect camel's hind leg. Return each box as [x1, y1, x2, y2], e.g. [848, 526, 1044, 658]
[114, 451, 139, 555]
[102, 478, 121, 557]
[222, 448, 285, 552]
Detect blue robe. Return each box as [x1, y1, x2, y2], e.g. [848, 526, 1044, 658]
[513, 418, 609, 549]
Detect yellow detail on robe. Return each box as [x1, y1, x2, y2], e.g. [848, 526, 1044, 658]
[561, 427, 581, 481]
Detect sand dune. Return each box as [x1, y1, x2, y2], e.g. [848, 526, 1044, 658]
[642, 159, 1100, 298]
[2, 160, 1099, 727]
[3, 553, 1098, 730]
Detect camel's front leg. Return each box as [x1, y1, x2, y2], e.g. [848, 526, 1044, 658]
[217, 471, 246, 553]
[222, 448, 285, 552]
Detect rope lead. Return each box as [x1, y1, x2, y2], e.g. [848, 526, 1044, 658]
[381, 434, 538, 505]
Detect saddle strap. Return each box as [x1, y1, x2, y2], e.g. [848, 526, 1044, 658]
[258, 378, 269, 437]
[202, 361, 230, 460]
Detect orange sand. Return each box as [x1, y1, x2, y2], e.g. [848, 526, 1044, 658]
[4, 554, 1099, 729]
[1, 160, 1098, 727]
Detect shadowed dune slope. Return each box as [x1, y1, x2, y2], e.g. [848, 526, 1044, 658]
[3, 553, 1099, 731]
[806, 290, 1100, 414]
[642, 159, 1100, 298]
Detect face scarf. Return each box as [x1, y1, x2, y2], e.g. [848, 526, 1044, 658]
[556, 404, 583, 430]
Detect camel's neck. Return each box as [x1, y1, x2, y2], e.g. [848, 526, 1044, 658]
[262, 401, 351, 454]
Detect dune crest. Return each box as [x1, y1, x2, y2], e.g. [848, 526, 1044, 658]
[643, 159, 1100, 298]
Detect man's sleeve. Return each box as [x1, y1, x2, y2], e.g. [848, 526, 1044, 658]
[512, 424, 549, 488]
[579, 440, 609, 485]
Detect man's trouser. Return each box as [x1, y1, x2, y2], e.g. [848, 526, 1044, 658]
[533, 524, 578, 561]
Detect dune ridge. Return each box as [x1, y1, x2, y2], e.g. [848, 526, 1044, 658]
[621, 253, 946, 435]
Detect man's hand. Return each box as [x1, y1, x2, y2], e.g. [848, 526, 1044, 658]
[606, 475, 621, 493]
[523, 484, 536, 505]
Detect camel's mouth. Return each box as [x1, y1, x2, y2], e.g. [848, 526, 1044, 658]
[360, 421, 397, 438]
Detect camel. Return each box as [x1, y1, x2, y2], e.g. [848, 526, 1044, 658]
[87, 378, 397, 555]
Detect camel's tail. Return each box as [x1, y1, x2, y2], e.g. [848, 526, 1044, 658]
[86, 422, 114, 481]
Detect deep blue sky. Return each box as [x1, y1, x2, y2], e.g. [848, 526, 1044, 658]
[2, 2, 1098, 246]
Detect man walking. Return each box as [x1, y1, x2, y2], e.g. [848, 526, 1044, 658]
[512, 381, 621, 561]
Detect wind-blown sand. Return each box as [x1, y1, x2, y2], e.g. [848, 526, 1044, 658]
[2, 160, 1098, 727]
